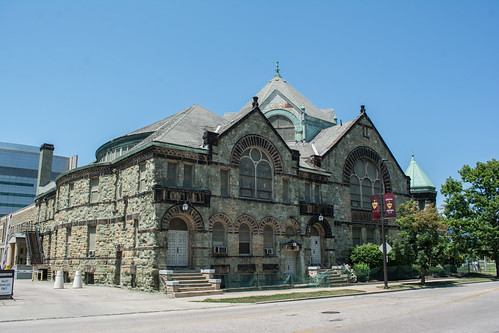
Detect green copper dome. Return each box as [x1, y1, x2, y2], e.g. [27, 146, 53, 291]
[405, 154, 436, 193]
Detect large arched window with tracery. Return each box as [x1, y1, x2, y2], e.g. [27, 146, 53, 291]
[239, 147, 273, 200]
[350, 158, 382, 208]
[269, 115, 295, 141]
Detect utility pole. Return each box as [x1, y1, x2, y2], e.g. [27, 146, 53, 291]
[379, 159, 388, 289]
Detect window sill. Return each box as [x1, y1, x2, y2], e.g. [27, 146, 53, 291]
[237, 196, 274, 203]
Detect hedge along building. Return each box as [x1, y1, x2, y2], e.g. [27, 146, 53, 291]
[33, 67, 414, 290]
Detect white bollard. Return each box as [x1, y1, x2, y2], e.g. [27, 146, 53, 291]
[72, 271, 83, 288]
[54, 270, 64, 289]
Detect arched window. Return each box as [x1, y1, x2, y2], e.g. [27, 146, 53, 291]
[263, 225, 274, 255]
[350, 158, 381, 208]
[239, 224, 251, 255]
[212, 222, 225, 247]
[285, 226, 296, 237]
[239, 148, 273, 200]
[269, 115, 295, 141]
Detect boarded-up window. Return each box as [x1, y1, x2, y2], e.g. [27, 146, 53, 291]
[68, 183, 74, 206]
[134, 220, 139, 248]
[282, 179, 290, 204]
[263, 225, 274, 251]
[221, 169, 229, 197]
[304, 182, 311, 203]
[314, 184, 320, 204]
[366, 227, 375, 244]
[352, 227, 362, 246]
[239, 224, 251, 255]
[90, 178, 99, 203]
[183, 164, 193, 188]
[167, 162, 177, 187]
[212, 222, 225, 247]
[66, 228, 71, 257]
[88, 226, 96, 253]
[139, 164, 146, 192]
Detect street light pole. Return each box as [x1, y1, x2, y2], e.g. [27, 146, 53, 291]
[379, 158, 389, 289]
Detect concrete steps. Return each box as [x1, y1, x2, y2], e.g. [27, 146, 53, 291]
[328, 267, 349, 285]
[163, 270, 223, 298]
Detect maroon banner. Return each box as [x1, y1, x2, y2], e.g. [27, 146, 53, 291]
[370, 195, 381, 220]
[384, 193, 396, 219]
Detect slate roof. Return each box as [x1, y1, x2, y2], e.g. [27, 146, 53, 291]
[309, 119, 357, 155]
[130, 104, 228, 151]
[405, 155, 436, 193]
[227, 76, 335, 123]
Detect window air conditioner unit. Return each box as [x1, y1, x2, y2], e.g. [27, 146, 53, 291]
[264, 248, 274, 255]
[88, 250, 95, 257]
[213, 246, 227, 254]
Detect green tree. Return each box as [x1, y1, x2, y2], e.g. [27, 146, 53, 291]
[397, 201, 447, 283]
[441, 159, 499, 277]
[350, 243, 383, 269]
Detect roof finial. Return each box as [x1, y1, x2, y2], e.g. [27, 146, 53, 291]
[274, 61, 282, 78]
[252, 96, 259, 109]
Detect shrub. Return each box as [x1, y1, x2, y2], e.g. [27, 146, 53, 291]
[353, 262, 370, 282]
[350, 243, 383, 269]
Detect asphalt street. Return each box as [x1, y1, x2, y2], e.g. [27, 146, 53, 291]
[1, 279, 498, 332]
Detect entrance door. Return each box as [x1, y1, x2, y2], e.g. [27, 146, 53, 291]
[285, 251, 297, 275]
[167, 230, 189, 267]
[310, 236, 321, 265]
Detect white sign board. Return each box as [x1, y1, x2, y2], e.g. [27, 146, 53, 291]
[379, 243, 392, 253]
[0, 270, 14, 297]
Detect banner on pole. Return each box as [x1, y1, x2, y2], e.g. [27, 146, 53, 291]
[384, 193, 397, 219]
[370, 195, 381, 220]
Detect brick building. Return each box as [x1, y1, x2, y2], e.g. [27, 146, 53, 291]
[8, 68, 429, 290]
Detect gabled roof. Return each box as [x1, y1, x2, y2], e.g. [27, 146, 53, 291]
[309, 119, 357, 155]
[230, 75, 335, 123]
[131, 104, 228, 151]
[405, 155, 436, 193]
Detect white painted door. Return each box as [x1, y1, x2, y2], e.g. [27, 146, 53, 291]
[285, 251, 297, 275]
[310, 236, 321, 265]
[167, 230, 189, 267]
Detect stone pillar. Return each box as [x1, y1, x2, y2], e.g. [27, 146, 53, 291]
[209, 278, 221, 290]
[166, 281, 179, 295]
[308, 266, 320, 278]
[201, 269, 214, 280]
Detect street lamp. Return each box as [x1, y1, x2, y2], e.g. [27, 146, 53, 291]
[182, 202, 189, 211]
[378, 158, 389, 289]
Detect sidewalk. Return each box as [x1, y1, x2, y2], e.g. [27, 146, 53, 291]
[0, 277, 457, 323]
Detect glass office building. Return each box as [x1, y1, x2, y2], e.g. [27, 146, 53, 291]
[0, 142, 73, 217]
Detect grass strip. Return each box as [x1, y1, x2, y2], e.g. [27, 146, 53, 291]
[386, 277, 497, 290]
[201, 289, 363, 303]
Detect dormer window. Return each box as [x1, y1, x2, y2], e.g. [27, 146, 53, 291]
[269, 115, 295, 141]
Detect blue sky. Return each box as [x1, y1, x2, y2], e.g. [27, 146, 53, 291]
[1, 1, 498, 209]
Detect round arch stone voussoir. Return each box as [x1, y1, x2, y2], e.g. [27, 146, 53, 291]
[258, 216, 281, 235]
[161, 204, 205, 232]
[230, 134, 284, 174]
[342, 146, 392, 193]
[305, 216, 333, 238]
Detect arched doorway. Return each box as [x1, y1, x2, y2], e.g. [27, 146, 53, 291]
[310, 225, 321, 265]
[167, 218, 189, 267]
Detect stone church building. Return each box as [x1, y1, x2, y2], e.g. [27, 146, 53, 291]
[27, 68, 418, 290]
